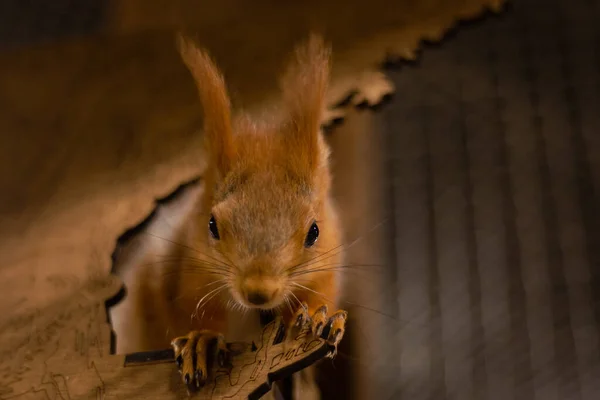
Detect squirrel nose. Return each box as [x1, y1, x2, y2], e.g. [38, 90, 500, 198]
[241, 276, 280, 307]
[246, 291, 270, 305]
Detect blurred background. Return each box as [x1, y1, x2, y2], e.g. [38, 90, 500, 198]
[0, 0, 599, 399]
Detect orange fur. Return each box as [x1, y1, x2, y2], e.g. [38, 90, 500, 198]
[174, 33, 341, 326]
[124, 35, 345, 390]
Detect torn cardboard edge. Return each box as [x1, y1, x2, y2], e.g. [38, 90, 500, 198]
[105, 0, 506, 364]
[0, 3, 507, 399]
[321, 2, 507, 128]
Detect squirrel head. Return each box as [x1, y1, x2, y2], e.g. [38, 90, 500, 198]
[178, 34, 341, 310]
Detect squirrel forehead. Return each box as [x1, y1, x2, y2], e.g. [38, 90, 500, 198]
[214, 175, 314, 255]
[215, 165, 312, 202]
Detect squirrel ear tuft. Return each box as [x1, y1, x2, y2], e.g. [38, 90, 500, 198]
[280, 33, 331, 174]
[177, 34, 235, 178]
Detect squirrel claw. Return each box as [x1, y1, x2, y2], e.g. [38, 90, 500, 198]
[171, 330, 228, 392]
[286, 303, 348, 357]
[294, 302, 310, 327]
[311, 305, 329, 338]
[324, 310, 347, 358]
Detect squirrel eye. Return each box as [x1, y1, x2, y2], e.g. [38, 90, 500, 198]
[209, 215, 220, 240]
[304, 222, 319, 248]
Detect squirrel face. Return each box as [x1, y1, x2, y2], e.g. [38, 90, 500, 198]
[178, 34, 338, 311]
[207, 132, 332, 310]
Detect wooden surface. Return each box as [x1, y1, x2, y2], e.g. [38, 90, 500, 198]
[0, 1, 504, 399]
[10, 316, 335, 400]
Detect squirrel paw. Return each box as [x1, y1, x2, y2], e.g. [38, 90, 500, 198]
[171, 330, 229, 394]
[288, 303, 348, 358]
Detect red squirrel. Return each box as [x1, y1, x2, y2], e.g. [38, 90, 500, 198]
[117, 33, 347, 395]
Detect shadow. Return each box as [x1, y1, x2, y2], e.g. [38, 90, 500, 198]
[110, 177, 201, 276]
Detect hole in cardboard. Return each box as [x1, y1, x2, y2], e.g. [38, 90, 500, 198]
[105, 177, 201, 355]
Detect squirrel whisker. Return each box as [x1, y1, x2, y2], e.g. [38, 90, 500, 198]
[288, 263, 384, 278]
[286, 243, 346, 274]
[287, 291, 307, 314]
[171, 278, 231, 306]
[285, 219, 389, 274]
[151, 257, 236, 278]
[153, 255, 232, 270]
[283, 295, 295, 316]
[212, 249, 241, 274]
[144, 231, 235, 270]
[158, 266, 235, 279]
[192, 283, 229, 320]
[291, 282, 401, 323]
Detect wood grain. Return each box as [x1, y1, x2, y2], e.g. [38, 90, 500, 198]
[14, 316, 334, 400]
